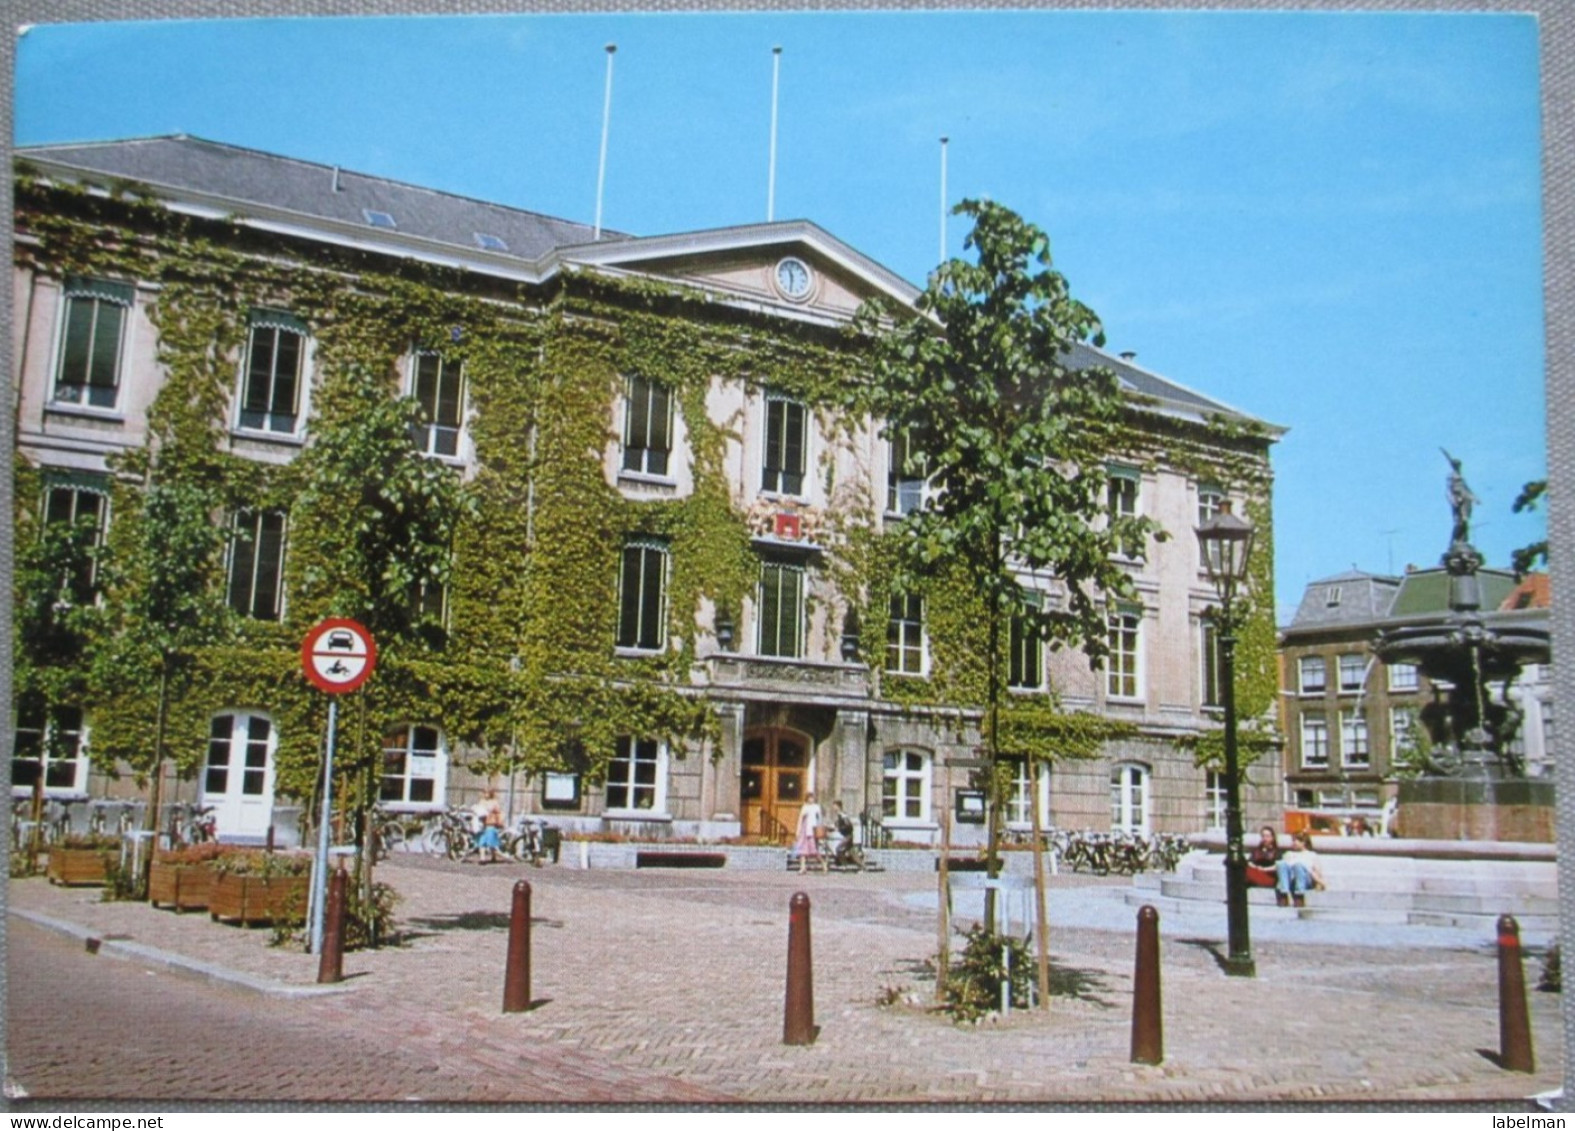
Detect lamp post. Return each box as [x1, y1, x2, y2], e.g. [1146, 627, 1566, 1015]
[1195, 501, 1256, 978]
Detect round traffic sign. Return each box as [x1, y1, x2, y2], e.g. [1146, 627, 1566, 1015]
[301, 618, 377, 695]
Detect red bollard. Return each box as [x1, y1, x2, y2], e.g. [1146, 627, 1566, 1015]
[783, 891, 817, 1045]
[1497, 914, 1534, 1072]
[503, 879, 533, 1013]
[316, 867, 347, 984]
[1130, 904, 1163, 1065]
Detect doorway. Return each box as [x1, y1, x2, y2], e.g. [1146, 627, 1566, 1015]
[200, 713, 277, 840]
[741, 728, 811, 843]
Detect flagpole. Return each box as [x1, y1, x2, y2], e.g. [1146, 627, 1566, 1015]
[768, 46, 783, 221]
[939, 136, 949, 264]
[594, 43, 617, 240]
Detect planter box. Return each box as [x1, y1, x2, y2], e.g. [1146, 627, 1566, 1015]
[208, 872, 309, 926]
[149, 861, 216, 911]
[46, 847, 115, 886]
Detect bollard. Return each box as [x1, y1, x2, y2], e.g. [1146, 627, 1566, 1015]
[783, 891, 816, 1045]
[316, 867, 347, 984]
[502, 879, 533, 1013]
[1130, 905, 1163, 1065]
[1496, 914, 1534, 1073]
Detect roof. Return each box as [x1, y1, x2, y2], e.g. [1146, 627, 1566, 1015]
[1388, 566, 1521, 618]
[17, 134, 1275, 431]
[1283, 570, 1402, 634]
[1500, 572, 1551, 611]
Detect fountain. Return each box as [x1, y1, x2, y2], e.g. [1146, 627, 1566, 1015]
[1373, 451, 1553, 840]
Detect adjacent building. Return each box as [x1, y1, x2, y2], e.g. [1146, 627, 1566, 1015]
[12, 135, 1283, 847]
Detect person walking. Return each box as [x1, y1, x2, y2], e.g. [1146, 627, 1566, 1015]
[794, 793, 825, 875]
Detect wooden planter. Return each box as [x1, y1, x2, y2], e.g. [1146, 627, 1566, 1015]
[208, 872, 309, 926]
[149, 861, 216, 911]
[46, 847, 114, 887]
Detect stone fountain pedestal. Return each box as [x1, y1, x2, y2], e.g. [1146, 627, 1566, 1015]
[1396, 775, 1555, 843]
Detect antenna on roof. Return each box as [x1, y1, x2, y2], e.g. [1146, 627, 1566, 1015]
[593, 43, 617, 241]
[767, 46, 783, 222]
[939, 136, 949, 264]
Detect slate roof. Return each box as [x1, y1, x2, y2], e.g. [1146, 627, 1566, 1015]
[1282, 570, 1402, 635]
[17, 134, 621, 261]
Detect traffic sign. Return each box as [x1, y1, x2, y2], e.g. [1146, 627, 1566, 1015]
[301, 618, 377, 695]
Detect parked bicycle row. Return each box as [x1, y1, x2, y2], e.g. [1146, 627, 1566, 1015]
[1048, 829, 1192, 875]
[370, 806, 560, 866]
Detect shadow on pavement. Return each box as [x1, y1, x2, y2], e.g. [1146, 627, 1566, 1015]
[405, 910, 564, 935]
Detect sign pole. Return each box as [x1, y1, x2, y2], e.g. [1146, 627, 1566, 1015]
[310, 696, 338, 956]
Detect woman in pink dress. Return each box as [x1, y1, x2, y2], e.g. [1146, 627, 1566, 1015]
[794, 793, 825, 874]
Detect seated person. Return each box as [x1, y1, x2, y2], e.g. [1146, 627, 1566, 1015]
[1275, 832, 1326, 907]
[1245, 825, 1281, 888]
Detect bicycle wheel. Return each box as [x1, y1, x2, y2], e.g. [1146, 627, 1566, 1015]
[445, 828, 472, 862]
[421, 822, 446, 856]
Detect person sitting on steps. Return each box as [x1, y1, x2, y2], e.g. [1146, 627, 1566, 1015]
[1246, 825, 1282, 889]
[1275, 831, 1325, 907]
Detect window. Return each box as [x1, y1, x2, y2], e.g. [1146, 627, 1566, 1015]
[1388, 662, 1419, 693]
[1300, 712, 1330, 768]
[1004, 759, 1050, 829]
[622, 375, 674, 477]
[1106, 607, 1142, 700]
[882, 748, 931, 822]
[1197, 485, 1225, 527]
[1338, 654, 1367, 694]
[411, 352, 464, 458]
[1341, 710, 1369, 768]
[11, 697, 87, 795]
[606, 736, 665, 812]
[1107, 467, 1140, 518]
[205, 714, 273, 800]
[885, 593, 925, 675]
[1298, 656, 1327, 695]
[408, 576, 448, 630]
[1325, 585, 1343, 608]
[1201, 619, 1223, 708]
[886, 431, 927, 515]
[1391, 706, 1419, 764]
[758, 560, 805, 658]
[381, 724, 446, 808]
[43, 480, 110, 604]
[1110, 764, 1150, 835]
[762, 395, 807, 495]
[617, 540, 668, 651]
[53, 277, 131, 409]
[238, 313, 307, 434]
[1008, 608, 1045, 691]
[227, 510, 287, 620]
[1205, 770, 1226, 831]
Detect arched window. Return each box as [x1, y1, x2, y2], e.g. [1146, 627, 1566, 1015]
[1110, 763, 1151, 835]
[381, 724, 447, 809]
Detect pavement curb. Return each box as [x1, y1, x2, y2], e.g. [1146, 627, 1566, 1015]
[8, 907, 354, 1000]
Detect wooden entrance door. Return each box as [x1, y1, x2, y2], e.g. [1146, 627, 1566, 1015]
[741, 729, 810, 843]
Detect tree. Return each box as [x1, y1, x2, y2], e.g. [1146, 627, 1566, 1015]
[855, 200, 1161, 931]
[1512, 478, 1548, 577]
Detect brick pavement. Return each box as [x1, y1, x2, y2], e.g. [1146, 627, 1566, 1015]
[7, 857, 1565, 1104]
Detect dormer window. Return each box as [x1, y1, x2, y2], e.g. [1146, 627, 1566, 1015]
[1325, 585, 1343, 607]
[363, 209, 397, 229]
[474, 233, 509, 252]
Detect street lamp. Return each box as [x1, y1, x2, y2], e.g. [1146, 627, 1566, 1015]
[1195, 500, 1256, 977]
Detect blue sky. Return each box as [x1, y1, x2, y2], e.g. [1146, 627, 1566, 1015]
[14, 11, 1547, 621]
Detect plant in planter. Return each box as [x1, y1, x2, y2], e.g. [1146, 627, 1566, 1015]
[148, 841, 227, 910]
[208, 850, 313, 926]
[45, 834, 120, 887]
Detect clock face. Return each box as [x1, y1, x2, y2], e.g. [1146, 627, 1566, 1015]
[775, 257, 812, 300]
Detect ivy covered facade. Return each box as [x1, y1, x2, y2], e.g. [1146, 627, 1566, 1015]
[12, 136, 1283, 847]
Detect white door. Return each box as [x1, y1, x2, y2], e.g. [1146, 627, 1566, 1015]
[201, 713, 276, 839]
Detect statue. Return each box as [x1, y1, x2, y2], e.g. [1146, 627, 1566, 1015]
[1441, 448, 1478, 546]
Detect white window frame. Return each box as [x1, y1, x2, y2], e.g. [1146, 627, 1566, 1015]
[604, 736, 668, 815]
[1197, 484, 1225, 527]
[1298, 655, 1327, 695]
[1388, 662, 1420, 693]
[886, 430, 928, 516]
[757, 559, 805, 659]
[1300, 712, 1331, 769]
[409, 350, 465, 459]
[226, 509, 288, 621]
[11, 698, 89, 798]
[1205, 769, 1227, 831]
[1009, 597, 1046, 691]
[380, 724, 448, 811]
[621, 374, 675, 480]
[51, 277, 133, 412]
[1105, 607, 1143, 701]
[1110, 763, 1151, 835]
[1337, 653, 1366, 694]
[616, 539, 669, 653]
[1200, 619, 1223, 708]
[761, 393, 809, 497]
[235, 313, 310, 437]
[882, 747, 932, 824]
[203, 711, 276, 807]
[1004, 759, 1051, 830]
[1340, 710, 1370, 768]
[885, 593, 927, 676]
[42, 479, 111, 604]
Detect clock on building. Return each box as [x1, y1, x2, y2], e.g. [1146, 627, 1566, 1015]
[774, 257, 813, 300]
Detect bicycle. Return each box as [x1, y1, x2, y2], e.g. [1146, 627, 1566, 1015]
[501, 815, 552, 865]
[167, 802, 216, 847]
[89, 800, 135, 840]
[431, 807, 482, 862]
[369, 806, 411, 861]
